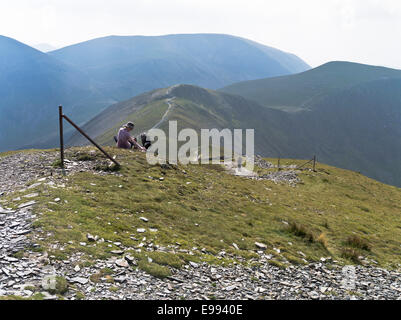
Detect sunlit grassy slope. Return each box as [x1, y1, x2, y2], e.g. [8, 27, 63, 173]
[2, 148, 401, 275]
[69, 82, 401, 188]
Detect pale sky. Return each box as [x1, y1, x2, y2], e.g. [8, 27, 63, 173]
[1, 0, 401, 69]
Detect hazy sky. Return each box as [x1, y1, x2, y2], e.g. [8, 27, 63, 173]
[1, 0, 401, 69]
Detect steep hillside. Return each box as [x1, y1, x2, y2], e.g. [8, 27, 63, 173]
[220, 61, 401, 111]
[219, 62, 401, 186]
[49, 34, 310, 101]
[0, 35, 111, 152]
[67, 85, 298, 157]
[70, 81, 401, 187]
[294, 77, 401, 187]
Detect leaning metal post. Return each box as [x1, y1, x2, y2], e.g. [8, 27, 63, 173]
[62, 115, 120, 166]
[58, 106, 120, 167]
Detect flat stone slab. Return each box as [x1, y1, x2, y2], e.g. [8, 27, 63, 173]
[18, 201, 36, 209]
[70, 277, 89, 285]
[23, 193, 39, 198]
[0, 207, 15, 214]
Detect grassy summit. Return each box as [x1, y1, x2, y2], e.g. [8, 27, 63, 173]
[2, 148, 401, 277]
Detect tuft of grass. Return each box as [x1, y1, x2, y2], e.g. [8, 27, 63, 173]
[0, 293, 45, 300]
[288, 222, 315, 242]
[88, 269, 114, 283]
[147, 251, 184, 269]
[358, 206, 370, 213]
[48, 250, 68, 261]
[13, 251, 24, 259]
[283, 253, 305, 265]
[55, 276, 69, 295]
[109, 286, 119, 293]
[52, 159, 63, 168]
[137, 260, 172, 279]
[75, 291, 85, 300]
[268, 260, 287, 269]
[44, 276, 68, 295]
[341, 247, 362, 264]
[346, 235, 371, 251]
[24, 286, 37, 292]
[94, 163, 121, 172]
[76, 154, 96, 161]
[90, 271, 106, 283]
[316, 233, 329, 249]
[100, 267, 114, 275]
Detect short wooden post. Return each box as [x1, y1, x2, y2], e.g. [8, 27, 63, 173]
[313, 155, 316, 171]
[277, 157, 281, 171]
[59, 106, 64, 169]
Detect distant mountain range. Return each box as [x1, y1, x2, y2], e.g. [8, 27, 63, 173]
[71, 62, 401, 187]
[0, 33, 310, 152]
[49, 34, 310, 101]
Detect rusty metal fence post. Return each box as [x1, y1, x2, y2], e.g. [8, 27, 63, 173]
[58, 105, 120, 168]
[59, 106, 65, 169]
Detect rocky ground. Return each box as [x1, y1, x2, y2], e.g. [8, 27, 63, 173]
[0, 151, 400, 300]
[0, 152, 56, 196]
[256, 170, 300, 186]
[0, 150, 117, 196]
[226, 155, 300, 186]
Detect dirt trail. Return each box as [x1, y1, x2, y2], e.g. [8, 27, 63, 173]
[150, 98, 175, 130]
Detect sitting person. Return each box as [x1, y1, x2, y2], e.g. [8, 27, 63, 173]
[114, 122, 146, 151]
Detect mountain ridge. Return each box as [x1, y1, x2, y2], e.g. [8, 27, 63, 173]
[220, 61, 401, 111]
[49, 33, 310, 101]
[0, 33, 309, 152]
[70, 70, 401, 187]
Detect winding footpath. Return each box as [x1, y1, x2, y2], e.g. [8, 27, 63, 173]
[150, 98, 176, 130]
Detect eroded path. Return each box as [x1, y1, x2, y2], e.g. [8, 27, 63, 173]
[150, 98, 176, 130]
